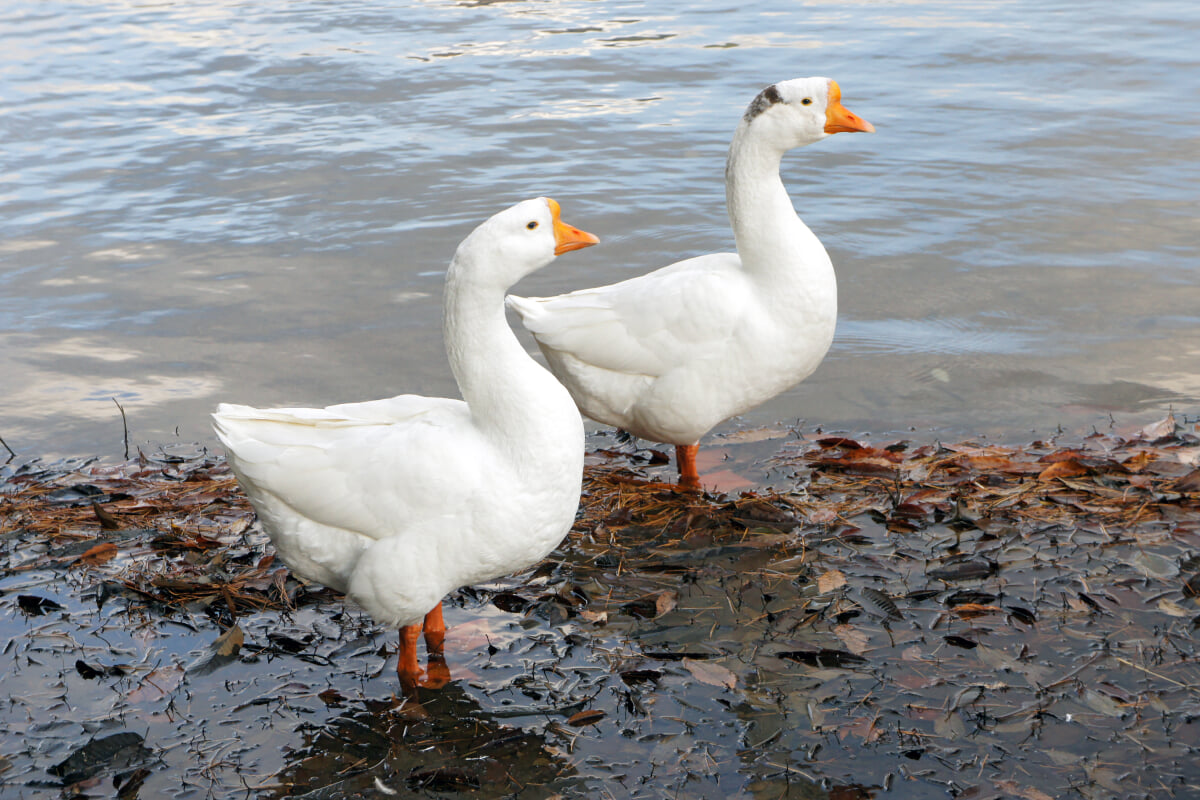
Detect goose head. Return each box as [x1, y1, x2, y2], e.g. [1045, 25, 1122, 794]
[740, 77, 874, 151]
[451, 197, 599, 290]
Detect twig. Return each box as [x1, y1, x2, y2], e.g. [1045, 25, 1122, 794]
[1113, 656, 1200, 694]
[0, 434, 14, 462]
[113, 398, 129, 460]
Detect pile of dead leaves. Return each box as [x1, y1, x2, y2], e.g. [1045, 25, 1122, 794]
[0, 447, 304, 627]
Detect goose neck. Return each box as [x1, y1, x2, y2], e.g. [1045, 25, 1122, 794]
[725, 133, 815, 273]
[442, 264, 576, 445]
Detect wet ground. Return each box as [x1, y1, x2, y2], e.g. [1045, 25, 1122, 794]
[2, 418, 1199, 799]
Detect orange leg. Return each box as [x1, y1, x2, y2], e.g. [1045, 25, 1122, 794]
[676, 444, 701, 490]
[421, 603, 451, 688]
[397, 623, 423, 693]
[422, 603, 446, 654]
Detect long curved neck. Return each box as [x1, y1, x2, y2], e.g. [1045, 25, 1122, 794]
[725, 125, 832, 292]
[442, 262, 577, 449]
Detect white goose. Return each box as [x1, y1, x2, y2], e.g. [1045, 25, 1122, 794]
[213, 198, 598, 691]
[507, 78, 873, 487]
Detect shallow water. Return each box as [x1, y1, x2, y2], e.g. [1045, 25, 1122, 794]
[3, 437, 1199, 798]
[2, 0, 1198, 460]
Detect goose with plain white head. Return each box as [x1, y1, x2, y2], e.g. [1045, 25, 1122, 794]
[213, 198, 598, 691]
[507, 78, 873, 487]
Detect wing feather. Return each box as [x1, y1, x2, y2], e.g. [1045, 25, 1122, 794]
[213, 396, 483, 540]
[508, 253, 751, 378]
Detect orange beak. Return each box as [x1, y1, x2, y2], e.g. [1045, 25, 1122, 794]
[824, 80, 875, 134]
[547, 198, 600, 255]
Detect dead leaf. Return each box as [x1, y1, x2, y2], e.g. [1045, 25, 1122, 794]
[842, 714, 884, 743]
[655, 590, 678, 617]
[48, 732, 148, 784]
[994, 780, 1055, 800]
[818, 569, 847, 594]
[1171, 469, 1200, 493]
[17, 594, 63, 615]
[1037, 460, 1089, 481]
[566, 709, 606, 727]
[75, 542, 118, 565]
[833, 624, 870, 655]
[778, 649, 868, 669]
[127, 665, 185, 703]
[1141, 414, 1177, 440]
[92, 502, 121, 530]
[950, 603, 1002, 620]
[619, 669, 662, 685]
[682, 658, 737, 689]
[188, 624, 244, 675]
[855, 587, 904, 621]
[1130, 551, 1179, 581]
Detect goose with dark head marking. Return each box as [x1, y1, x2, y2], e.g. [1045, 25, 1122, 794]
[213, 198, 598, 692]
[507, 78, 873, 488]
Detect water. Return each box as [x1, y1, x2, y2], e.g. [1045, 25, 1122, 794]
[2, 0, 1198, 461]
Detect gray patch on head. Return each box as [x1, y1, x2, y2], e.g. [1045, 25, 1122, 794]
[743, 84, 783, 123]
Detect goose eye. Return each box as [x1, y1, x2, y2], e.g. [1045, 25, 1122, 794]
[801, 98, 813, 105]
[526, 221, 539, 230]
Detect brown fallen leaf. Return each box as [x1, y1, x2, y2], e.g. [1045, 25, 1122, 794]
[682, 658, 737, 689]
[993, 780, 1054, 800]
[75, 542, 118, 565]
[188, 624, 245, 675]
[833, 623, 870, 655]
[1037, 460, 1089, 481]
[92, 502, 121, 530]
[950, 603, 1002, 620]
[566, 709, 606, 727]
[655, 590, 678, 617]
[1171, 469, 1200, 493]
[1157, 598, 1191, 618]
[818, 569, 847, 594]
[213, 624, 244, 657]
[126, 665, 185, 703]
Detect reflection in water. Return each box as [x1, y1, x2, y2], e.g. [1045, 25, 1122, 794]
[2, 1, 1199, 456]
[266, 689, 581, 798]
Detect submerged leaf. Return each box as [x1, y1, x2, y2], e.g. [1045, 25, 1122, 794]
[17, 594, 63, 615]
[566, 709, 606, 726]
[928, 559, 996, 582]
[92, 501, 121, 530]
[619, 669, 663, 685]
[491, 592, 531, 613]
[1006, 606, 1038, 625]
[943, 635, 978, 649]
[49, 732, 149, 784]
[76, 542, 118, 565]
[682, 658, 737, 689]
[817, 569, 847, 594]
[854, 587, 904, 621]
[408, 766, 480, 791]
[778, 649, 868, 668]
[188, 624, 244, 675]
[1130, 551, 1179, 580]
[833, 624, 871, 655]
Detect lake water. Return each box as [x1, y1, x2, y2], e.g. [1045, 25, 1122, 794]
[2, 0, 1199, 460]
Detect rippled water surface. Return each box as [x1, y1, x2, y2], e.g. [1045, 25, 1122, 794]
[2, 0, 1199, 457]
